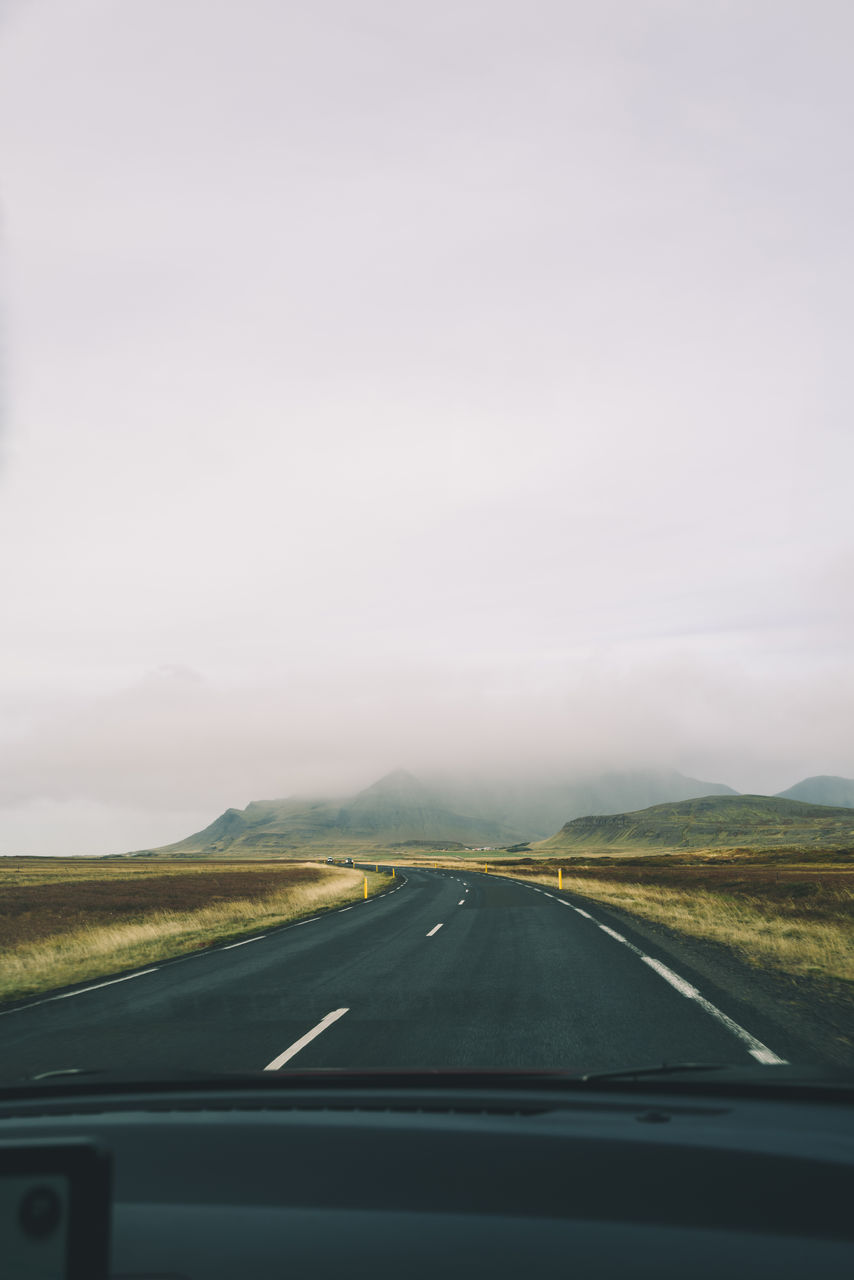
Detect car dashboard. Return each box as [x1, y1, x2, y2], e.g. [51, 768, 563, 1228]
[1, 1071, 853, 1279]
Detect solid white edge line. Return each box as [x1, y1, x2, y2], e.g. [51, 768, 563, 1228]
[54, 969, 159, 999]
[642, 956, 699, 997]
[696, 996, 788, 1065]
[222, 936, 265, 950]
[569, 939, 788, 1066]
[426, 923, 444, 937]
[0, 967, 160, 1017]
[598, 924, 634, 948]
[264, 1007, 349, 1070]
[748, 1046, 789, 1065]
[640, 957, 786, 1063]
[550, 887, 789, 1066]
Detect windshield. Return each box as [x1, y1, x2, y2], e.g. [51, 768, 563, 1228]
[0, 1, 851, 1087]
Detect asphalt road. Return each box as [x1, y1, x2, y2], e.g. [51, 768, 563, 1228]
[0, 869, 810, 1080]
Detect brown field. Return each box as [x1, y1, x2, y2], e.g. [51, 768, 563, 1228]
[0, 859, 387, 1004]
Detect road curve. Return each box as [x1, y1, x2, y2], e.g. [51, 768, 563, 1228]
[0, 869, 808, 1080]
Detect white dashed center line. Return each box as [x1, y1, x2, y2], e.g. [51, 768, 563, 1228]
[426, 923, 444, 937]
[264, 1007, 349, 1071]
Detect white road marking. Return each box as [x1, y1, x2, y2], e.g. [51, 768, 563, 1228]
[746, 1044, 789, 1065]
[0, 967, 160, 1017]
[426, 923, 444, 936]
[54, 969, 159, 999]
[642, 956, 698, 997]
[222, 936, 265, 950]
[421, 871, 786, 1067]
[264, 1007, 349, 1070]
[640, 958, 786, 1063]
[543, 893, 555, 899]
[458, 899, 465, 905]
[556, 901, 787, 1064]
[599, 924, 635, 948]
[566, 929, 790, 1066]
[695, 996, 788, 1064]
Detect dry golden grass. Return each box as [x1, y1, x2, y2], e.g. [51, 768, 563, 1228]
[490, 867, 854, 984]
[1, 863, 386, 1004]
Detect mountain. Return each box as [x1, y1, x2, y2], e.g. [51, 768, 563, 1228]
[775, 776, 854, 809]
[141, 770, 523, 857]
[542, 794, 854, 853]
[133, 767, 739, 857]
[152, 795, 344, 856]
[336, 770, 517, 844]
[429, 770, 737, 841]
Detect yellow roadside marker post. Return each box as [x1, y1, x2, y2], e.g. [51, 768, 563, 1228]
[559, 868, 563, 891]
[485, 862, 488, 874]
[364, 877, 368, 899]
[392, 866, 395, 877]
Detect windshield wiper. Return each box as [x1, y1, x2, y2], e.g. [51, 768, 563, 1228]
[30, 1068, 104, 1081]
[578, 1062, 727, 1083]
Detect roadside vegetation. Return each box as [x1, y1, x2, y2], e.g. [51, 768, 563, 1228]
[0, 859, 387, 1004]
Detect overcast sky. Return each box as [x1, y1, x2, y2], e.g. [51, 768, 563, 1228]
[1, 0, 852, 854]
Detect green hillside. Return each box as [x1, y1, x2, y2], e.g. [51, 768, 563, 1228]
[776, 775, 854, 809]
[138, 770, 522, 857]
[131, 767, 744, 858]
[541, 794, 854, 852]
[147, 796, 343, 856]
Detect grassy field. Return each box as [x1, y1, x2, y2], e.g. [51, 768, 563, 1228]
[0, 859, 387, 1004]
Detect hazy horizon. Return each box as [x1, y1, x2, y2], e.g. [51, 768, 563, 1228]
[2, 2, 852, 855]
